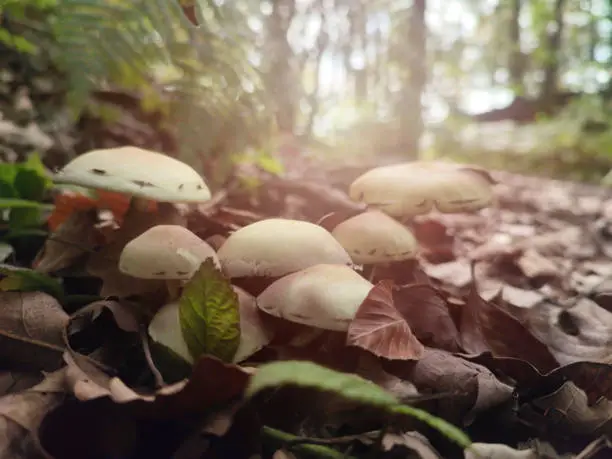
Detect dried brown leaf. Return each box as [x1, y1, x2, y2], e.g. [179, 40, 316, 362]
[347, 280, 424, 360]
[33, 210, 98, 274]
[459, 274, 558, 373]
[0, 292, 68, 371]
[395, 283, 461, 352]
[0, 369, 66, 459]
[382, 431, 442, 458]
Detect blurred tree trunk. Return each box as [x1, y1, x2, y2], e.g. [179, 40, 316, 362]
[264, 0, 298, 133]
[540, 0, 567, 103]
[397, 0, 427, 157]
[508, 0, 525, 93]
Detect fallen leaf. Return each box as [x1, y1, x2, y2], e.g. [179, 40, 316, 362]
[0, 292, 68, 371]
[386, 349, 514, 422]
[382, 431, 442, 458]
[465, 442, 538, 459]
[526, 298, 612, 365]
[395, 283, 461, 352]
[179, 258, 241, 363]
[347, 280, 424, 360]
[0, 369, 66, 459]
[518, 382, 612, 438]
[0, 243, 13, 262]
[459, 272, 558, 373]
[516, 248, 560, 282]
[423, 260, 473, 289]
[33, 209, 98, 274]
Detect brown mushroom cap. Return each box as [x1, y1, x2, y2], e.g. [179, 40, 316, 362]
[53, 146, 211, 202]
[331, 210, 418, 264]
[119, 225, 219, 280]
[217, 218, 353, 278]
[256, 264, 374, 331]
[348, 161, 494, 218]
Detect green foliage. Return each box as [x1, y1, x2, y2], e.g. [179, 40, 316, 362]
[246, 360, 472, 449]
[179, 258, 241, 363]
[0, 264, 64, 299]
[0, 154, 54, 232]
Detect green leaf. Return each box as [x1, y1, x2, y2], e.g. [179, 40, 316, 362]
[246, 361, 472, 449]
[0, 199, 53, 210]
[8, 208, 46, 230]
[14, 154, 53, 201]
[0, 264, 64, 300]
[178, 258, 240, 362]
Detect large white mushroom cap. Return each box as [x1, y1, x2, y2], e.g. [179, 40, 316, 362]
[332, 210, 418, 264]
[257, 264, 374, 331]
[217, 218, 352, 278]
[349, 161, 494, 218]
[119, 225, 219, 280]
[53, 146, 211, 202]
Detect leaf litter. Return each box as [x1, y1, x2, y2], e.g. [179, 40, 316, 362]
[3, 156, 612, 458]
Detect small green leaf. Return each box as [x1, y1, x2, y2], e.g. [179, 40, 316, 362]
[14, 154, 53, 201]
[8, 208, 45, 230]
[246, 361, 472, 449]
[0, 264, 64, 300]
[178, 258, 240, 362]
[0, 198, 53, 210]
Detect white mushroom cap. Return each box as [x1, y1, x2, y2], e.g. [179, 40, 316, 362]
[257, 264, 374, 331]
[349, 162, 494, 218]
[216, 218, 353, 278]
[119, 225, 220, 280]
[232, 286, 274, 363]
[148, 300, 193, 363]
[148, 286, 273, 364]
[53, 146, 211, 202]
[332, 210, 418, 264]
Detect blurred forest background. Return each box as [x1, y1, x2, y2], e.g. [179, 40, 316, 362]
[1, 0, 612, 185]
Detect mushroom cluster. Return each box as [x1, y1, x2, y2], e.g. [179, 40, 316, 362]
[51, 149, 496, 367]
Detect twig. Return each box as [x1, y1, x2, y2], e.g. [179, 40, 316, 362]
[140, 326, 166, 388]
[574, 436, 612, 459]
[261, 426, 363, 459]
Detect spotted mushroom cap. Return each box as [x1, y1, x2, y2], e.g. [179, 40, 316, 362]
[331, 210, 418, 264]
[53, 146, 211, 202]
[217, 218, 353, 278]
[256, 264, 374, 331]
[348, 161, 495, 218]
[119, 225, 220, 280]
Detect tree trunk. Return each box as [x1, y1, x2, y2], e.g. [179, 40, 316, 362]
[508, 0, 524, 92]
[540, 0, 567, 103]
[397, 0, 427, 157]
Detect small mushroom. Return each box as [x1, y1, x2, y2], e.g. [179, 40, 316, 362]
[119, 225, 219, 299]
[216, 218, 353, 294]
[257, 264, 374, 332]
[331, 210, 418, 281]
[148, 286, 273, 364]
[348, 161, 495, 219]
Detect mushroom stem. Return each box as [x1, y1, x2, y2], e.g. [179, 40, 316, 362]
[130, 196, 154, 213]
[166, 279, 184, 301]
[289, 327, 325, 347]
[368, 264, 377, 283]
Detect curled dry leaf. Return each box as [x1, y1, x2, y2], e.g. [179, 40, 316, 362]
[33, 209, 98, 274]
[518, 382, 612, 438]
[347, 280, 424, 360]
[459, 273, 558, 373]
[0, 369, 67, 459]
[382, 431, 442, 459]
[465, 442, 538, 459]
[385, 349, 514, 422]
[0, 292, 68, 371]
[394, 283, 461, 352]
[525, 298, 612, 366]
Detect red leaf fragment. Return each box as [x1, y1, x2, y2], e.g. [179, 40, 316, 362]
[347, 280, 424, 360]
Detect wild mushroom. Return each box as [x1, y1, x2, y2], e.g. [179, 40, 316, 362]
[257, 264, 374, 345]
[53, 146, 211, 210]
[52, 146, 213, 297]
[119, 225, 219, 299]
[348, 161, 495, 220]
[216, 218, 353, 295]
[331, 210, 418, 281]
[148, 286, 273, 364]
